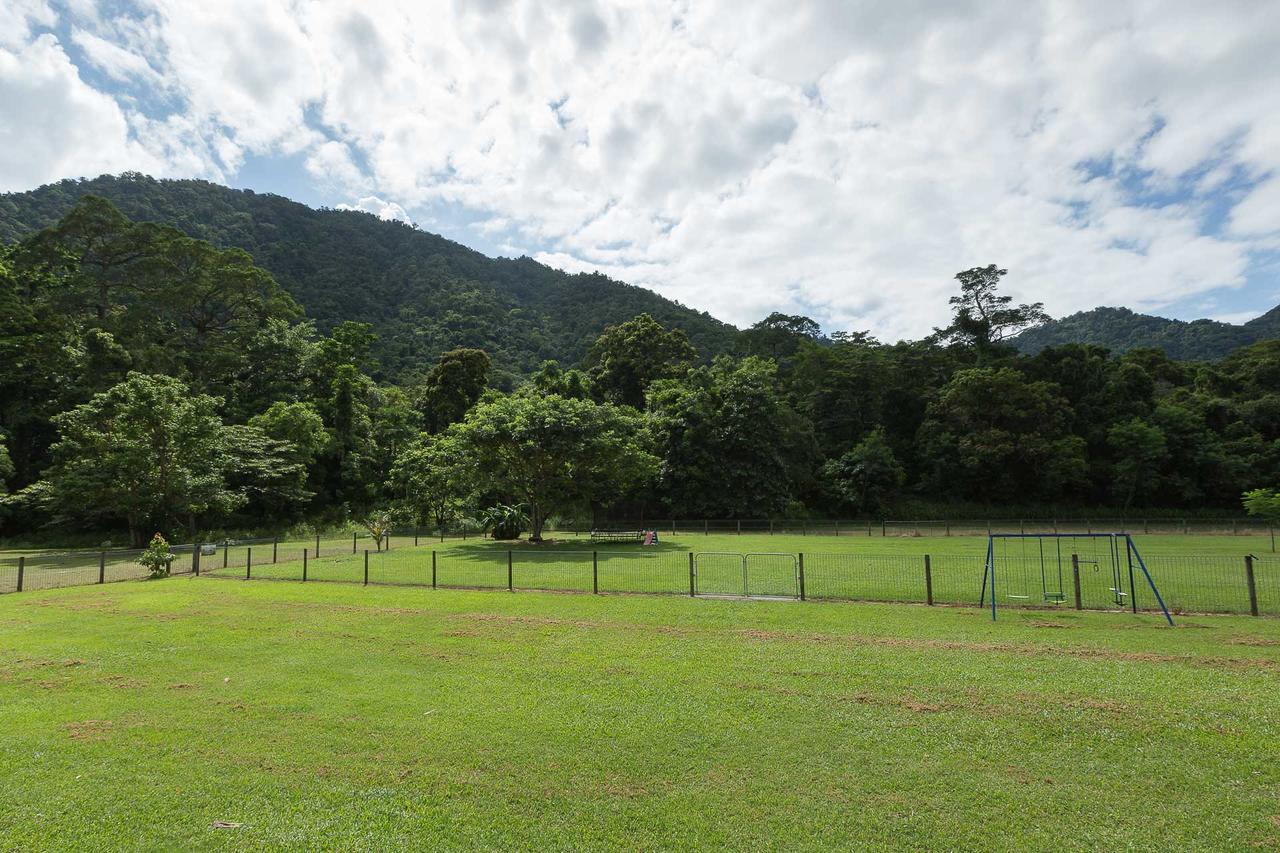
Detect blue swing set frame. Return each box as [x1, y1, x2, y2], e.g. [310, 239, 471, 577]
[981, 533, 1174, 626]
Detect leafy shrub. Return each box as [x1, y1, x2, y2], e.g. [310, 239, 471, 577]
[138, 533, 175, 579]
[480, 504, 528, 540]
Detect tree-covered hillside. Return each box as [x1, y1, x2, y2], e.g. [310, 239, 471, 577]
[1012, 306, 1280, 360]
[0, 173, 738, 382]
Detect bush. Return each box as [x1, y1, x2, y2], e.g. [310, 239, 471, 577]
[138, 533, 175, 579]
[480, 504, 528, 540]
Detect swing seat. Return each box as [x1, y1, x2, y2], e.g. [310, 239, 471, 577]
[1108, 588, 1128, 598]
[1006, 594, 1031, 600]
[1043, 593, 1066, 603]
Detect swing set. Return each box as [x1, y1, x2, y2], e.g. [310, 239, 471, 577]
[981, 533, 1173, 625]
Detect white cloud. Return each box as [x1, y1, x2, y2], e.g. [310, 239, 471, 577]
[0, 34, 164, 191]
[4, 0, 1280, 337]
[336, 195, 412, 223]
[70, 27, 162, 84]
[0, 0, 55, 49]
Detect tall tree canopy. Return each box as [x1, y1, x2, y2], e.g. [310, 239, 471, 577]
[584, 313, 697, 408]
[453, 392, 655, 540]
[934, 264, 1049, 359]
[416, 348, 491, 432]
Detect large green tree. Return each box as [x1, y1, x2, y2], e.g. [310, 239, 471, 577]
[416, 348, 491, 432]
[584, 314, 697, 409]
[453, 392, 655, 540]
[648, 357, 816, 517]
[39, 373, 240, 544]
[917, 367, 1086, 502]
[934, 265, 1048, 361]
[391, 432, 477, 530]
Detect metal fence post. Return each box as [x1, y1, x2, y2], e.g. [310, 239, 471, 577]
[316, 533, 321, 557]
[1245, 555, 1259, 617]
[593, 551, 599, 594]
[353, 532, 357, 554]
[16, 556, 23, 593]
[798, 552, 805, 601]
[273, 537, 278, 564]
[432, 551, 437, 589]
[924, 555, 933, 606]
[1072, 554, 1082, 610]
[364, 550, 369, 586]
[507, 551, 513, 591]
[99, 551, 106, 584]
[688, 552, 695, 596]
[302, 548, 308, 582]
[246, 547, 252, 580]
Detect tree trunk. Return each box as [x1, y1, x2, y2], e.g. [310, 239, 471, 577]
[529, 504, 545, 542]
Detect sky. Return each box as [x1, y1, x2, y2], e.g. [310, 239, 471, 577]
[2, 1, 1279, 339]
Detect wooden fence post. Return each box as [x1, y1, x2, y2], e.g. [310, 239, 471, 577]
[432, 551, 437, 589]
[192, 546, 200, 576]
[223, 542, 228, 568]
[302, 548, 308, 582]
[272, 537, 278, 564]
[798, 552, 806, 601]
[507, 551, 513, 591]
[1245, 555, 1259, 617]
[352, 532, 357, 554]
[315, 533, 320, 556]
[99, 551, 106, 584]
[16, 556, 23, 593]
[246, 547, 252, 580]
[924, 555, 933, 606]
[363, 550, 369, 586]
[593, 551, 599, 594]
[688, 552, 695, 597]
[1072, 554, 1082, 610]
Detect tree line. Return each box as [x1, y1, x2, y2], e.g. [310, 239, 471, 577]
[3, 198, 1279, 545]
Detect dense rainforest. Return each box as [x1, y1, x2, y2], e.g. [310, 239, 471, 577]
[0, 174, 738, 384]
[1011, 305, 1280, 360]
[2, 181, 1280, 545]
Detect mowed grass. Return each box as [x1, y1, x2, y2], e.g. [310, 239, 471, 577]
[193, 531, 1280, 616]
[2, 579, 1279, 850]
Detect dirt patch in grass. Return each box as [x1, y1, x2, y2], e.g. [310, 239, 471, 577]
[1226, 637, 1280, 647]
[64, 719, 113, 741]
[101, 674, 147, 689]
[1026, 620, 1073, 628]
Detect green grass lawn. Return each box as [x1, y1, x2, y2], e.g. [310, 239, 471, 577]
[191, 531, 1279, 617]
[1, 578, 1278, 850]
[8, 530, 1280, 615]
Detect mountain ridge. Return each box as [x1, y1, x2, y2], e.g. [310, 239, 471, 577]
[0, 173, 739, 382]
[1011, 304, 1280, 360]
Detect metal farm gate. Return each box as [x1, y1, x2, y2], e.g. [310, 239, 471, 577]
[693, 552, 799, 599]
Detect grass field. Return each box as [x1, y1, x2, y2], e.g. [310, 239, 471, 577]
[1, 578, 1278, 849]
[6, 531, 1280, 615]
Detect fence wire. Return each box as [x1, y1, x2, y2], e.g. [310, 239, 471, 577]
[3, 536, 1279, 618]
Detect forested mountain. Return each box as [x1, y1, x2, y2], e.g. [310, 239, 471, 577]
[1012, 306, 1280, 360]
[4, 185, 1280, 546]
[0, 173, 737, 382]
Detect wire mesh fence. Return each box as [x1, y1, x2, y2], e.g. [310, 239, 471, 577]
[575, 517, 1275, 537]
[3, 531, 1279, 618]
